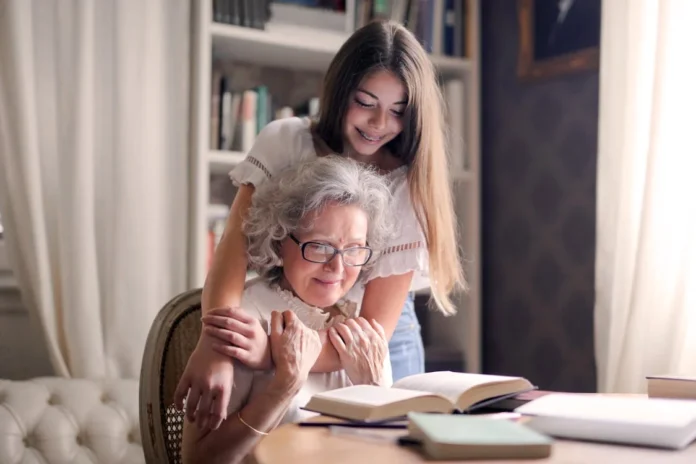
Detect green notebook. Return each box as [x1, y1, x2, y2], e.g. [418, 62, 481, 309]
[407, 413, 553, 460]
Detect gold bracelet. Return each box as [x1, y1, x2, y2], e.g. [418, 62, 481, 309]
[237, 411, 269, 436]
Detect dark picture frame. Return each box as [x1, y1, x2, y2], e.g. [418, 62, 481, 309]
[517, 0, 601, 81]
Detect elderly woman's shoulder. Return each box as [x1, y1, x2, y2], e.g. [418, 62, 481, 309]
[240, 276, 282, 319]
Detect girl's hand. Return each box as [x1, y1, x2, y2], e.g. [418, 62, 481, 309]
[173, 334, 235, 431]
[269, 310, 322, 390]
[201, 307, 272, 370]
[328, 317, 388, 386]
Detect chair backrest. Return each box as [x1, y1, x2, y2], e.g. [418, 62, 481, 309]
[139, 288, 202, 464]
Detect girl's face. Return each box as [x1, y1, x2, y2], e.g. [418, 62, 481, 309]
[343, 70, 407, 157]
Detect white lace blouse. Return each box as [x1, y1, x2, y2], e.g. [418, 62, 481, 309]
[229, 117, 430, 312]
[225, 278, 393, 424]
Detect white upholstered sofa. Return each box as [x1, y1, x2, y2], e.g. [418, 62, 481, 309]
[0, 288, 204, 464]
[0, 377, 144, 464]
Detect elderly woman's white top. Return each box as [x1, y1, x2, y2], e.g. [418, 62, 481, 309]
[226, 278, 393, 423]
[229, 117, 430, 311]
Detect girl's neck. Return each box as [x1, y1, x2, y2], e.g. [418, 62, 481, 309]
[345, 145, 385, 166]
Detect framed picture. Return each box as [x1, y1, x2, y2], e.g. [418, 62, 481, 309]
[517, 0, 601, 81]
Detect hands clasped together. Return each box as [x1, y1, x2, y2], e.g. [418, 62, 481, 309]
[175, 307, 388, 431]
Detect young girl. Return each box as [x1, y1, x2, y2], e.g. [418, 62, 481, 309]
[175, 20, 466, 431]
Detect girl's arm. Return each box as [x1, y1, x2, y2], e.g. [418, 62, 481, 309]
[309, 271, 413, 373]
[181, 376, 299, 464]
[199, 260, 414, 374]
[173, 185, 256, 431]
[202, 184, 256, 312]
[183, 309, 321, 464]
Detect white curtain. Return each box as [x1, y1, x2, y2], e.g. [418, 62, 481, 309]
[0, 0, 190, 378]
[595, 0, 696, 393]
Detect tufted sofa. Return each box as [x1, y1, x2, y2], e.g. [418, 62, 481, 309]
[0, 377, 144, 464]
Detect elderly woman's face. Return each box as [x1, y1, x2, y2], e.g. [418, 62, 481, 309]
[279, 203, 368, 308]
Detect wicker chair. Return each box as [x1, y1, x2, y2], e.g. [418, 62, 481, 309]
[139, 288, 202, 464]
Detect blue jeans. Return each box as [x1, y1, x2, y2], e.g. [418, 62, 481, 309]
[388, 293, 425, 382]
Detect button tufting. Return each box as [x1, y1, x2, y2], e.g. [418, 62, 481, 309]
[24, 434, 36, 448]
[2, 378, 143, 460]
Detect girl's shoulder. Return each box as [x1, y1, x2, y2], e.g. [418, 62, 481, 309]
[254, 116, 314, 155]
[229, 117, 316, 186]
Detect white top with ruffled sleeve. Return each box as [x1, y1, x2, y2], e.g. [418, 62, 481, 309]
[229, 117, 430, 310]
[225, 278, 393, 424]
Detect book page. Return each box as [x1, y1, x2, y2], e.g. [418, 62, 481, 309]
[517, 393, 696, 426]
[393, 372, 522, 405]
[312, 385, 433, 407]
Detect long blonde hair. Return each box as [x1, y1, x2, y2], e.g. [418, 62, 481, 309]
[314, 21, 467, 315]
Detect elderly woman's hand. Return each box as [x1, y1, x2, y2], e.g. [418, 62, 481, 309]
[328, 317, 388, 386]
[269, 310, 322, 391]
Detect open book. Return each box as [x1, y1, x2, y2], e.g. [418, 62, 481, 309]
[303, 371, 536, 423]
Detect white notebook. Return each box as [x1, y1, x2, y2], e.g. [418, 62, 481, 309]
[515, 393, 696, 450]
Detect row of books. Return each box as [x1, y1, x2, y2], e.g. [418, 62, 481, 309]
[267, 0, 470, 59]
[212, 0, 272, 29]
[213, 0, 468, 59]
[358, 0, 468, 57]
[210, 69, 320, 152]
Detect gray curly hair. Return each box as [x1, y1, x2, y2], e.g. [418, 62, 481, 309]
[244, 155, 395, 282]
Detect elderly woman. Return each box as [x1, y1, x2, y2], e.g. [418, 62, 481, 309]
[181, 156, 395, 464]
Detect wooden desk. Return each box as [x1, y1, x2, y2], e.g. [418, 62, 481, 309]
[254, 421, 696, 464]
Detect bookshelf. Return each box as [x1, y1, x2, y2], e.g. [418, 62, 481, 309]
[210, 21, 472, 77]
[189, 0, 481, 373]
[208, 150, 246, 175]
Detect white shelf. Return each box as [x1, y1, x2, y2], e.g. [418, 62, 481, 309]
[210, 22, 471, 78]
[209, 150, 246, 175]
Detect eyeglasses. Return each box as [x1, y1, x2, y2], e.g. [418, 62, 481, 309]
[288, 234, 373, 267]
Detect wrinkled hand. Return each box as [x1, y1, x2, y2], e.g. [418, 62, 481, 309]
[269, 310, 322, 390]
[328, 317, 388, 386]
[173, 332, 235, 431]
[201, 307, 272, 370]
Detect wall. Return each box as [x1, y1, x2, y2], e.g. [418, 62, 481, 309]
[0, 243, 54, 379]
[480, 1, 598, 392]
